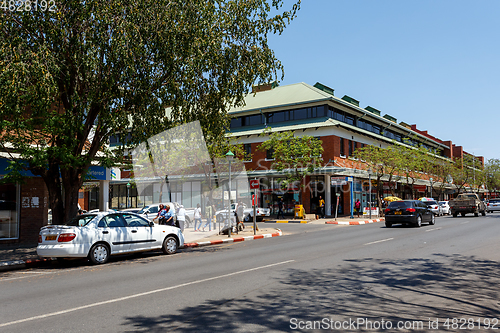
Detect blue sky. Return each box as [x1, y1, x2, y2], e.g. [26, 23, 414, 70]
[268, 0, 499, 162]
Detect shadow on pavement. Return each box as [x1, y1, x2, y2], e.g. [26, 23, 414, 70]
[120, 253, 500, 332]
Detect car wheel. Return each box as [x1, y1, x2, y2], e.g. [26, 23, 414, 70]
[244, 214, 251, 222]
[385, 222, 392, 228]
[162, 236, 178, 255]
[453, 212, 458, 217]
[88, 243, 110, 265]
[415, 215, 422, 228]
[429, 214, 435, 225]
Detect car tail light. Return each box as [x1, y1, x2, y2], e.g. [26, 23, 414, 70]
[58, 233, 76, 242]
[38, 235, 42, 243]
[487, 203, 490, 206]
[406, 208, 416, 213]
[384, 208, 390, 213]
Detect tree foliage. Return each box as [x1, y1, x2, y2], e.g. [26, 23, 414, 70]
[257, 129, 323, 203]
[484, 159, 500, 192]
[0, 0, 300, 224]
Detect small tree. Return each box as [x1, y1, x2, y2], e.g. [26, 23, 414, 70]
[257, 130, 323, 204]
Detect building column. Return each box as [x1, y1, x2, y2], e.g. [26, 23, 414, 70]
[325, 174, 331, 217]
[99, 180, 110, 212]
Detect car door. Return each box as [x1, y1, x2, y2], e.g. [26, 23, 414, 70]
[121, 213, 158, 251]
[97, 214, 131, 254]
[420, 201, 432, 222]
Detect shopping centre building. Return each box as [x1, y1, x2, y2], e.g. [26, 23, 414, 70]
[0, 81, 484, 244]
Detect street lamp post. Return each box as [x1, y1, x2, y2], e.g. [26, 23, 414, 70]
[126, 182, 131, 209]
[226, 151, 234, 237]
[429, 178, 433, 199]
[368, 169, 372, 219]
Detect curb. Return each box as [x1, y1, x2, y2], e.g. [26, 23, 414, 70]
[0, 257, 54, 272]
[325, 218, 385, 225]
[264, 220, 308, 224]
[183, 229, 283, 248]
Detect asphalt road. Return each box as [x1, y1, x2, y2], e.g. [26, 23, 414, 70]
[1, 213, 500, 332]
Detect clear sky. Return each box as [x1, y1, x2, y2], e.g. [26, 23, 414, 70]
[268, 0, 499, 162]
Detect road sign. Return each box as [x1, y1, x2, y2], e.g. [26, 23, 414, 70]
[250, 179, 259, 189]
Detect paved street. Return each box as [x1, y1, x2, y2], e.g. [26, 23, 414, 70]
[1, 213, 500, 332]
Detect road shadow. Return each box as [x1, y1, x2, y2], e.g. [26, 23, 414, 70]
[121, 253, 500, 332]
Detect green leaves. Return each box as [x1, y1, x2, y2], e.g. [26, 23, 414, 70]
[258, 129, 323, 195]
[1, 0, 300, 223]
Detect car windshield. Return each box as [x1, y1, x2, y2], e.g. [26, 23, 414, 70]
[425, 201, 438, 206]
[438, 201, 447, 205]
[137, 207, 150, 214]
[388, 201, 412, 209]
[64, 214, 96, 227]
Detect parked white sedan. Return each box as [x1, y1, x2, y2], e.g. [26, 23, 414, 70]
[37, 212, 184, 264]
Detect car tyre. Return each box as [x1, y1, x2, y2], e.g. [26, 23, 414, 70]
[385, 222, 392, 228]
[88, 243, 110, 265]
[162, 236, 178, 255]
[244, 214, 251, 222]
[453, 212, 458, 217]
[415, 215, 422, 228]
[429, 214, 435, 225]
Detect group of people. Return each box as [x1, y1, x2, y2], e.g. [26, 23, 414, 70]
[193, 203, 215, 232]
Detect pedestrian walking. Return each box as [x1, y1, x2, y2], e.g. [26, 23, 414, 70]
[202, 203, 213, 231]
[277, 197, 285, 219]
[176, 204, 186, 232]
[194, 203, 203, 231]
[355, 199, 361, 217]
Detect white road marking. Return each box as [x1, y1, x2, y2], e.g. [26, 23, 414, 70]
[425, 227, 442, 232]
[0, 260, 295, 328]
[364, 238, 394, 246]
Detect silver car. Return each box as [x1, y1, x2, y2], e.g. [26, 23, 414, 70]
[424, 200, 443, 216]
[487, 199, 500, 213]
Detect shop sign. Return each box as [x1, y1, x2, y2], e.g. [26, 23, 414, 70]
[363, 207, 379, 217]
[413, 185, 426, 192]
[331, 177, 347, 186]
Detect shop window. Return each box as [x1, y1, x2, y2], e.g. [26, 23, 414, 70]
[340, 138, 345, 157]
[266, 148, 275, 160]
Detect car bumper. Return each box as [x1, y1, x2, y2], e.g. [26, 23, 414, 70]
[37, 243, 90, 258]
[488, 206, 500, 211]
[385, 215, 417, 224]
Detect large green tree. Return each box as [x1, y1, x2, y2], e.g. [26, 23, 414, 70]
[0, 0, 300, 225]
[485, 159, 500, 194]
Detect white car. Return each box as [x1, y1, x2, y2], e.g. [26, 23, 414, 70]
[424, 200, 443, 216]
[37, 211, 184, 264]
[487, 198, 500, 213]
[438, 201, 451, 215]
[215, 203, 271, 223]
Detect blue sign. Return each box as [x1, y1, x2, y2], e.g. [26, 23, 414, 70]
[0, 158, 37, 177]
[86, 166, 108, 181]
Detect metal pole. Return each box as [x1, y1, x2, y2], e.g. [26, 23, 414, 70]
[369, 172, 372, 219]
[228, 160, 232, 238]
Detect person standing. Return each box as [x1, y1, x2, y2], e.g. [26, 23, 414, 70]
[194, 203, 203, 231]
[154, 204, 166, 224]
[162, 205, 174, 226]
[176, 204, 186, 232]
[355, 199, 361, 217]
[277, 197, 285, 219]
[318, 196, 325, 219]
[202, 203, 213, 231]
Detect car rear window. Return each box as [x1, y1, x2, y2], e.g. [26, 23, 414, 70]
[425, 201, 438, 206]
[388, 201, 412, 209]
[64, 214, 97, 227]
[490, 199, 500, 203]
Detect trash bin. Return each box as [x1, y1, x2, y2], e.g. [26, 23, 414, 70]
[294, 204, 305, 219]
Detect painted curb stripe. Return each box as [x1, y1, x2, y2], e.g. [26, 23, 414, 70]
[325, 218, 385, 225]
[183, 229, 282, 248]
